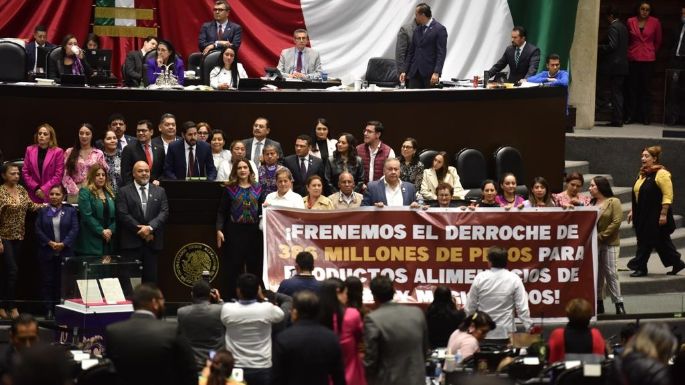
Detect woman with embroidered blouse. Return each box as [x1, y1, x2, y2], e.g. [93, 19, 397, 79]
[209, 46, 247, 90]
[258, 144, 284, 196]
[216, 159, 266, 298]
[62, 123, 108, 203]
[0, 163, 43, 320]
[102, 130, 122, 195]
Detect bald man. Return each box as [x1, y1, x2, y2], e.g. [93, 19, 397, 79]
[117, 161, 169, 283]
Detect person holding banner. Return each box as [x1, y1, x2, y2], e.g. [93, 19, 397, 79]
[554, 172, 590, 208]
[589, 176, 626, 314]
[216, 159, 266, 298]
[522, 177, 557, 208]
[475, 179, 499, 208]
[362, 158, 419, 208]
[304, 175, 335, 210]
[627, 146, 685, 277]
[263, 168, 304, 209]
[495, 173, 525, 209]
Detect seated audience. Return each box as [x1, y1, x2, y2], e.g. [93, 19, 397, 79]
[476, 179, 500, 207]
[199, 348, 243, 385]
[146, 39, 185, 85]
[123, 35, 158, 87]
[198, 0, 242, 54]
[263, 168, 304, 209]
[209, 46, 247, 89]
[277, 29, 323, 79]
[329, 133, 364, 193]
[304, 175, 334, 210]
[548, 298, 606, 362]
[329, 171, 364, 209]
[197, 122, 211, 142]
[495, 173, 525, 209]
[420, 151, 465, 201]
[554, 172, 590, 207]
[446, 311, 496, 360]
[611, 322, 676, 385]
[75, 164, 116, 256]
[85, 32, 100, 50]
[431, 182, 460, 208]
[48, 33, 92, 79]
[102, 130, 122, 195]
[426, 286, 466, 349]
[362, 158, 419, 207]
[398, 137, 424, 190]
[164, 121, 217, 180]
[0, 164, 43, 320]
[217, 140, 258, 182]
[522, 176, 557, 207]
[220, 273, 284, 385]
[257, 144, 284, 196]
[62, 123, 108, 203]
[25, 24, 55, 74]
[35, 186, 78, 319]
[277, 251, 320, 296]
[309, 118, 337, 162]
[22, 123, 64, 203]
[524, 53, 569, 87]
[177, 280, 226, 372]
[210, 129, 232, 170]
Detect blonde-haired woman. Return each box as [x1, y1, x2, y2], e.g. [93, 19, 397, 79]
[75, 164, 116, 256]
[22, 123, 65, 203]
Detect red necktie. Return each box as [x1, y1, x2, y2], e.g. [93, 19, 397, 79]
[187, 146, 195, 177]
[296, 51, 303, 73]
[144, 144, 153, 168]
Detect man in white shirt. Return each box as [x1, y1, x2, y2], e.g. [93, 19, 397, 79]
[25, 25, 55, 74]
[329, 171, 363, 209]
[362, 158, 419, 208]
[264, 168, 304, 209]
[221, 273, 284, 385]
[96, 113, 135, 151]
[466, 246, 533, 345]
[277, 29, 322, 79]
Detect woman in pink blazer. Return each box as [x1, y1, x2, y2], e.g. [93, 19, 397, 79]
[625, 1, 662, 125]
[22, 124, 65, 203]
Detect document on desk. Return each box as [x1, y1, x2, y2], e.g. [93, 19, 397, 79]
[99, 278, 126, 304]
[76, 279, 103, 303]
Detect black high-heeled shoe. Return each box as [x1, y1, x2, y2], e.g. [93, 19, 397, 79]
[630, 270, 647, 277]
[615, 303, 626, 315]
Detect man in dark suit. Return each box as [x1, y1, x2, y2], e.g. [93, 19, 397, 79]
[121, 119, 165, 186]
[123, 36, 158, 87]
[399, 3, 448, 89]
[598, 6, 629, 127]
[243, 117, 284, 165]
[272, 290, 345, 385]
[364, 275, 429, 385]
[177, 280, 225, 371]
[151, 113, 181, 154]
[362, 158, 419, 207]
[106, 284, 197, 385]
[665, 6, 685, 125]
[488, 26, 541, 84]
[25, 25, 55, 74]
[283, 134, 331, 196]
[117, 161, 169, 283]
[164, 121, 217, 180]
[96, 113, 136, 151]
[395, 20, 417, 75]
[198, 0, 242, 55]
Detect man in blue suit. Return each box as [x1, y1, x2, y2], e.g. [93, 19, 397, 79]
[25, 25, 55, 74]
[399, 3, 448, 89]
[164, 121, 217, 180]
[198, 0, 242, 55]
[362, 158, 420, 207]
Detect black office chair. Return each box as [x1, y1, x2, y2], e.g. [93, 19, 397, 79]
[76, 359, 117, 385]
[201, 50, 222, 86]
[141, 49, 156, 86]
[187, 51, 203, 77]
[418, 149, 438, 170]
[364, 57, 399, 87]
[0, 41, 27, 82]
[494, 145, 527, 195]
[45, 46, 62, 79]
[455, 148, 487, 198]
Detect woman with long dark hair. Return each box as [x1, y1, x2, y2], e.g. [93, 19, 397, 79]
[319, 278, 366, 385]
[216, 159, 266, 298]
[627, 145, 685, 277]
[426, 286, 465, 349]
[446, 311, 496, 361]
[309, 118, 337, 162]
[329, 133, 364, 192]
[146, 39, 185, 85]
[344, 276, 368, 318]
[209, 46, 247, 89]
[101, 130, 122, 195]
[199, 348, 241, 385]
[420, 151, 464, 201]
[495, 173, 525, 209]
[63, 123, 108, 203]
[398, 137, 423, 189]
[48, 33, 92, 79]
[523, 176, 557, 207]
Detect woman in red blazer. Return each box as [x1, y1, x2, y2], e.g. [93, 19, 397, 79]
[548, 298, 606, 363]
[625, 1, 662, 125]
[22, 123, 65, 203]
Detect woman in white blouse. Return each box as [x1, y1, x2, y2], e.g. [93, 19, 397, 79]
[217, 140, 258, 182]
[309, 118, 337, 161]
[209, 129, 232, 170]
[209, 46, 247, 90]
[420, 151, 465, 201]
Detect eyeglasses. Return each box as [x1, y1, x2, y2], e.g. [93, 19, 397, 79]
[214, 8, 227, 12]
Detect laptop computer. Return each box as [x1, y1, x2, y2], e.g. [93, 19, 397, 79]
[85, 49, 112, 74]
[60, 74, 86, 87]
[238, 78, 264, 90]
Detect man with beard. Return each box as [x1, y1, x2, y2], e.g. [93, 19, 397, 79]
[105, 284, 196, 385]
[164, 121, 216, 180]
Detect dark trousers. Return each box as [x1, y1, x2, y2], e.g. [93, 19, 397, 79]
[38, 253, 63, 313]
[407, 74, 433, 89]
[242, 368, 270, 385]
[665, 66, 685, 125]
[626, 61, 654, 123]
[0, 240, 22, 310]
[223, 222, 263, 300]
[609, 74, 625, 124]
[121, 246, 159, 283]
[628, 230, 683, 272]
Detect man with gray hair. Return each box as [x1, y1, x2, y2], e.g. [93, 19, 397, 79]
[362, 158, 419, 207]
[277, 29, 322, 79]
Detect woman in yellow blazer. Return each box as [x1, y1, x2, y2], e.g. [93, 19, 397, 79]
[75, 164, 116, 256]
[420, 152, 465, 201]
[303, 175, 334, 210]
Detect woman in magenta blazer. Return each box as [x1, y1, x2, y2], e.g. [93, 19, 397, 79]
[22, 123, 65, 203]
[625, 1, 662, 125]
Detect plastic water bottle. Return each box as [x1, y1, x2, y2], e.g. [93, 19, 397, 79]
[454, 351, 463, 364]
[416, 193, 424, 206]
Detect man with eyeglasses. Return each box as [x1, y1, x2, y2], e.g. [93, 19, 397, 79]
[199, 0, 242, 55]
[277, 29, 323, 79]
[121, 119, 165, 186]
[96, 112, 135, 151]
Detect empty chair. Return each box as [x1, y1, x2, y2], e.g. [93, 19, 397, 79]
[493, 146, 524, 182]
[201, 50, 222, 86]
[418, 149, 438, 170]
[187, 51, 203, 77]
[455, 148, 488, 200]
[46, 46, 62, 79]
[364, 57, 399, 87]
[0, 41, 27, 82]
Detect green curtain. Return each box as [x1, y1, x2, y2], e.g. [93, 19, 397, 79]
[507, 0, 579, 70]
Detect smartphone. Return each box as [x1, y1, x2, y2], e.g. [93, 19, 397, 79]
[208, 350, 216, 360]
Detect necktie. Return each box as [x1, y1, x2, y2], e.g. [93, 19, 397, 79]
[140, 186, 147, 216]
[117, 138, 123, 152]
[187, 146, 195, 178]
[296, 51, 303, 73]
[144, 144, 153, 168]
[515, 47, 521, 66]
[677, 24, 685, 57]
[253, 142, 262, 165]
[300, 157, 307, 182]
[218, 24, 223, 39]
